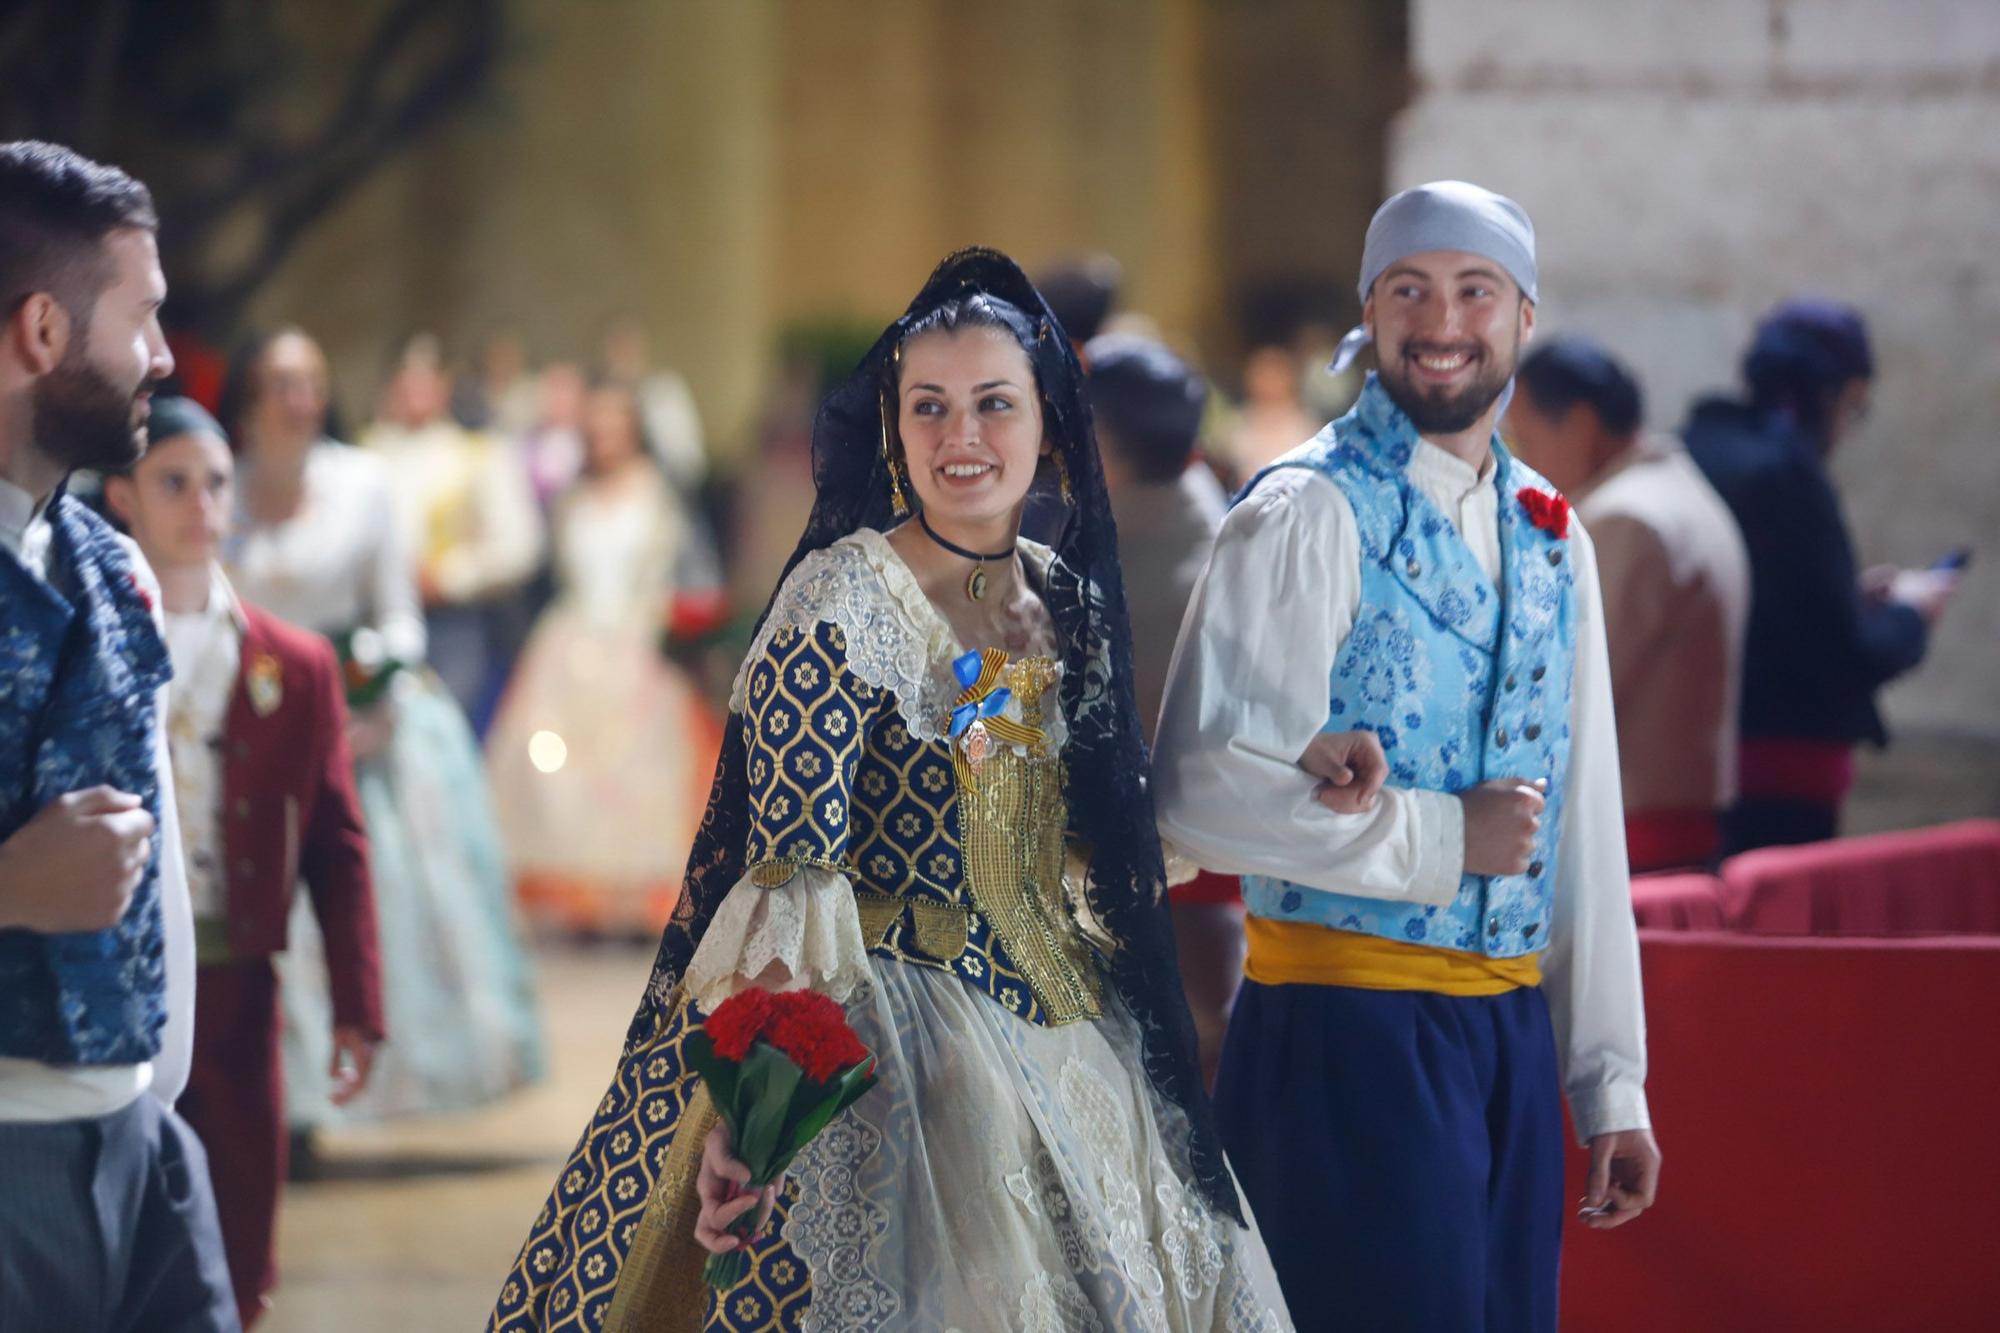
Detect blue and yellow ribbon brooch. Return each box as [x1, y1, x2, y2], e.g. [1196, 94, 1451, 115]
[949, 649, 1043, 786]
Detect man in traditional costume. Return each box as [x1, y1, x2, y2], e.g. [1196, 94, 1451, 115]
[0, 140, 236, 1331]
[105, 397, 385, 1328]
[1154, 182, 1659, 1330]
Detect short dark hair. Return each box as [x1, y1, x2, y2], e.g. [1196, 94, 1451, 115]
[1517, 335, 1644, 438]
[1036, 256, 1122, 345]
[1085, 333, 1208, 483]
[0, 141, 159, 327]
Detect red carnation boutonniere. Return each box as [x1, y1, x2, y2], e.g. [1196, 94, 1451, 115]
[685, 987, 879, 1289]
[1516, 487, 1570, 539]
[126, 572, 154, 612]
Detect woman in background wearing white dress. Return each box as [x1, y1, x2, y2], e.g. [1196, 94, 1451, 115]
[225, 328, 545, 1125]
[485, 379, 725, 936]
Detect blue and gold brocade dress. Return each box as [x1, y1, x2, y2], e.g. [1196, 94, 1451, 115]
[489, 530, 1291, 1333]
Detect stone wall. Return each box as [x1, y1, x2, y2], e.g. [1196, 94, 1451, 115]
[1393, 0, 2000, 819]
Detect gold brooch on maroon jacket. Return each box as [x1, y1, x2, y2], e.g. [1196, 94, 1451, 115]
[247, 651, 284, 717]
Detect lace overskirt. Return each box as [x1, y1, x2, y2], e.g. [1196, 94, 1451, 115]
[490, 956, 1291, 1332]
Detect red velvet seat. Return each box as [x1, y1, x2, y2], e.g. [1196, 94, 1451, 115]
[1718, 819, 2000, 936]
[1561, 930, 2000, 1331]
[1629, 872, 1727, 930]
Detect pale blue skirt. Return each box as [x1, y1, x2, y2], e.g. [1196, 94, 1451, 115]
[279, 673, 545, 1125]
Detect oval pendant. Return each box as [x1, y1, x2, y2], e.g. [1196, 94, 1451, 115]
[967, 565, 988, 601]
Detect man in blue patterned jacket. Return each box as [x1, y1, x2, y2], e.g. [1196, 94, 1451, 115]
[0, 141, 237, 1330]
[1156, 182, 1659, 1330]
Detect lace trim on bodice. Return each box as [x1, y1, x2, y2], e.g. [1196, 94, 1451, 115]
[730, 529, 1068, 752]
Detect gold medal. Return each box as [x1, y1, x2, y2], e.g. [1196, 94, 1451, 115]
[964, 719, 992, 769]
[247, 652, 284, 717]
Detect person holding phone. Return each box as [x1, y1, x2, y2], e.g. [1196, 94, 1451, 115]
[1685, 299, 1961, 852]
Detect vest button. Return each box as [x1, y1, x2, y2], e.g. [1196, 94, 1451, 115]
[1405, 558, 1421, 578]
[1547, 548, 1564, 566]
[1531, 665, 1547, 682]
[1524, 724, 1541, 741]
[1280, 890, 1302, 913]
[236, 858, 255, 876]
[1488, 915, 1501, 935]
[233, 798, 251, 818]
[1495, 729, 1509, 748]
[1505, 674, 1518, 691]
[1528, 860, 1544, 877]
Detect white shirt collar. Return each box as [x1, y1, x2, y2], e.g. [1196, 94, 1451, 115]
[162, 563, 248, 630]
[1409, 437, 1495, 497]
[0, 474, 48, 555]
[0, 474, 55, 578]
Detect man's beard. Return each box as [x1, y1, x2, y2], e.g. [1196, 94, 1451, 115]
[1377, 339, 1517, 436]
[33, 350, 147, 473]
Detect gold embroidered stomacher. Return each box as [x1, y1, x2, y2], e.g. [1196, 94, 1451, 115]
[956, 655, 1102, 1025]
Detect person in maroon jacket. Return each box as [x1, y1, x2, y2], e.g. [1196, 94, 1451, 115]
[104, 395, 386, 1328]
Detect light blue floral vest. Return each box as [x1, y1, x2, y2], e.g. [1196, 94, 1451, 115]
[1239, 374, 1575, 958]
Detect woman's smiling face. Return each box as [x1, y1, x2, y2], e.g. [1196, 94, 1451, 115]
[895, 324, 1047, 531]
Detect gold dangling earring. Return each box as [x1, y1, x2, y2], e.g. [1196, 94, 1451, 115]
[890, 458, 912, 518]
[884, 347, 912, 518]
[882, 388, 910, 518]
[1054, 450, 1074, 506]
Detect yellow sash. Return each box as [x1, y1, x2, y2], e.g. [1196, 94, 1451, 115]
[1244, 916, 1543, 996]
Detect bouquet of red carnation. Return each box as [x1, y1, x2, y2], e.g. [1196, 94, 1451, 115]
[684, 986, 879, 1288]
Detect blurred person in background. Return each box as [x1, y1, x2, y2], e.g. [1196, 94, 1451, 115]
[602, 312, 707, 493]
[1218, 344, 1318, 489]
[1018, 253, 1126, 546]
[1685, 299, 1960, 852]
[515, 360, 587, 516]
[1036, 252, 1123, 361]
[1086, 331, 1240, 1085]
[362, 336, 543, 733]
[454, 327, 540, 438]
[485, 378, 725, 936]
[1508, 336, 1749, 872]
[485, 359, 588, 720]
[224, 328, 543, 1139]
[726, 342, 833, 632]
[105, 397, 384, 1328]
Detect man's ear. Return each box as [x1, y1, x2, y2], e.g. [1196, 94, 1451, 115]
[6, 293, 73, 376]
[102, 473, 137, 526]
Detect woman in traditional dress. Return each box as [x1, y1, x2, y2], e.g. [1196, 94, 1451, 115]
[486, 379, 726, 935]
[224, 328, 545, 1123]
[489, 250, 1292, 1332]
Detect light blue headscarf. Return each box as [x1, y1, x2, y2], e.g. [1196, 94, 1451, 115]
[1330, 180, 1538, 374]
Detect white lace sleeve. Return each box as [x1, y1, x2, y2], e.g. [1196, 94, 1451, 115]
[682, 866, 873, 1009]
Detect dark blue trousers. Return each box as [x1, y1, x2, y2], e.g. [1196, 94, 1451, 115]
[1216, 980, 1564, 1333]
[0, 1093, 238, 1332]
